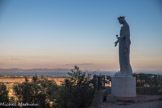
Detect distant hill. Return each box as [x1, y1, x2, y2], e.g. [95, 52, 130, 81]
[0, 68, 161, 75]
[0, 68, 71, 73]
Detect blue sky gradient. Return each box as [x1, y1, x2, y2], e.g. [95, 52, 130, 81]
[0, 0, 162, 71]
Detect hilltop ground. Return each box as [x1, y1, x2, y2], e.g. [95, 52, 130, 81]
[90, 88, 162, 108]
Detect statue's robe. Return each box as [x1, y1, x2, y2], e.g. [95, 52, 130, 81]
[119, 21, 132, 75]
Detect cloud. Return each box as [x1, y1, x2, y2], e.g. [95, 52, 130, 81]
[65, 63, 95, 66]
[0, 58, 23, 61]
[77, 63, 95, 66]
[10, 58, 22, 61]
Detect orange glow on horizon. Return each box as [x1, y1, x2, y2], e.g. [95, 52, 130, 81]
[0, 54, 161, 71]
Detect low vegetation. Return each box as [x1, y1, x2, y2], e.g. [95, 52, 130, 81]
[1, 69, 162, 107]
[135, 73, 162, 95]
[135, 73, 162, 87]
[13, 76, 58, 107]
[54, 66, 95, 108]
[0, 66, 95, 108]
[0, 83, 9, 103]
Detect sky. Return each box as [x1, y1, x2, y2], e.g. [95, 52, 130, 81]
[0, 0, 162, 71]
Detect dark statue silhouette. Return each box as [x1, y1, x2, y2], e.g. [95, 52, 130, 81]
[115, 16, 132, 76]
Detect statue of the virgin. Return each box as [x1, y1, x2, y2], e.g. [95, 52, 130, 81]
[115, 16, 132, 76]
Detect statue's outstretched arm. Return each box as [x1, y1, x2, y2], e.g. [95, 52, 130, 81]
[114, 40, 119, 47]
[114, 35, 119, 47]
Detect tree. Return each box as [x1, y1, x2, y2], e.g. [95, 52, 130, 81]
[0, 83, 9, 103]
[54, 66, 95, 108]
[14, 76, 58, 108]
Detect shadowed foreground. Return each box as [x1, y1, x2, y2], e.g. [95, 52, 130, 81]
[91, 101, 162, 108]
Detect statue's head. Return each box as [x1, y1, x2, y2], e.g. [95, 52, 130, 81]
[118, 16, 125, 24]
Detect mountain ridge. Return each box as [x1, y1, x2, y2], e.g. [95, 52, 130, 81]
[0, 68, 71, 73]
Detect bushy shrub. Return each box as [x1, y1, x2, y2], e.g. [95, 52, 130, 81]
[14, 76, 58, 108]
[0, 83, 9, 102]
[54, 66, 95, 108]
[135, 73, 162, 87]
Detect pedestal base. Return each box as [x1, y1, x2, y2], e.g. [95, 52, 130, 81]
[111, 76, 136, 97]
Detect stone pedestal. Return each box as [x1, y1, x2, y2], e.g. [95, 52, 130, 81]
[111, 76, 136, 97]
